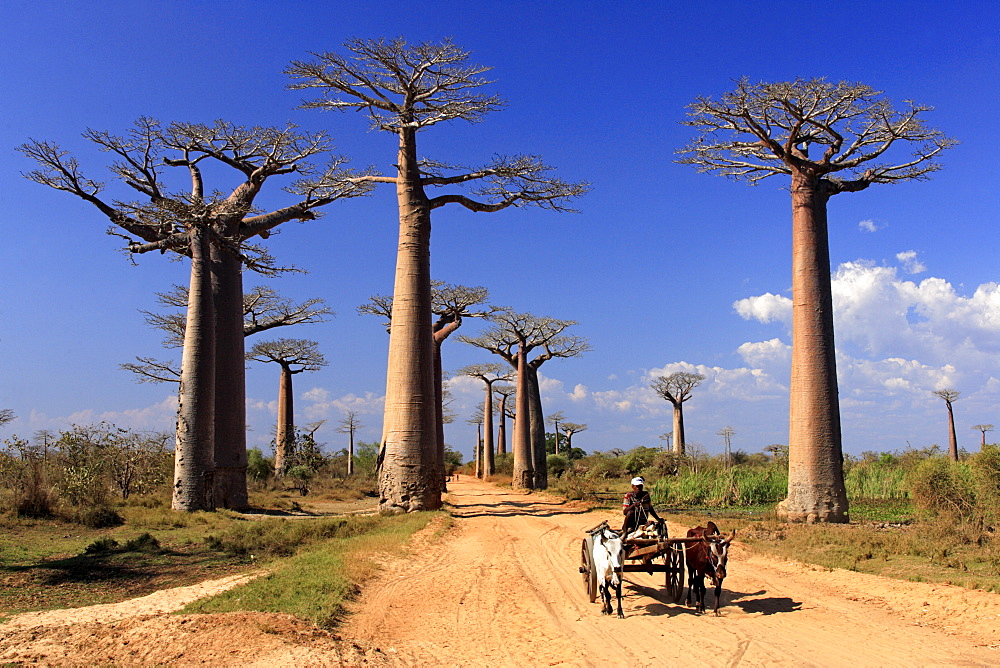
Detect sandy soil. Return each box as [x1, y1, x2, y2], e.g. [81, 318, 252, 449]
[3, 477, 1000, 666]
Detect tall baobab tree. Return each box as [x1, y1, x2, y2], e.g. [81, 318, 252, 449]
[548, 411, 565, 455]
[932, 389, 961, 461]
[650, 372, 706, 456]
[336, 410, 364, 476]
[249, 339, 328, 476]
[494, 384, 516, 456]
[560, 422, 588, 453]
[457, 364, 512, 478]
[718, 426, 736, 468]
[359, 282, 501, 489]
[466, 405, 485, 478]
[462, 311, 589, 489]
[971, 424, 994, 449]
[679, 79, 955, 523]
[289, 38, 588, 512]
[20, 119, 368, 511]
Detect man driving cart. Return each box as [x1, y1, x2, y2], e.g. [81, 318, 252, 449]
[621, 476, 663, 537]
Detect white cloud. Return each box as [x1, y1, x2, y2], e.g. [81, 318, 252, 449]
[858, 219, 882, 232]
[896, 250, 926, 274]
[734, 292, 791, 325]
[569, 384, 589, 401]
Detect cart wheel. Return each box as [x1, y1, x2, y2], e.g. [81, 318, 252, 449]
[665, 545, 685, 603]
[581, 538, 598, 603]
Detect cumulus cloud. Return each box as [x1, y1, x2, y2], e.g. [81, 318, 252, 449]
[858, 219, 882, 232]
[734, 292, 791, 325]
[896, 250, 926, 274]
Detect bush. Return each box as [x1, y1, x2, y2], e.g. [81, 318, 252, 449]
[77, 505, 125, 528]
[123, 532, 161, 552]
[246, 448, 273, 482]
[494, 453, 514, 476]
[907, 457, 976, 517]
[547, 454, 568, 478]
[85, 537, 120, 554]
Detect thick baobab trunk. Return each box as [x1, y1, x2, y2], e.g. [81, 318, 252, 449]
[433, 340, 446, 488]
[274, 365, 295, 476]
[672, 403, 686, 456]
[379, 128, 441, 512]
[512, 347, 534, 489]
[526, 365, 548, 489]
[778, 173, 849, 524]
[945, 402, 958, 461]
[553, 420, 560, 456]
[211, 245, 249, 509]
[172, 227, 216, 511]
[482, 382, 495, 477]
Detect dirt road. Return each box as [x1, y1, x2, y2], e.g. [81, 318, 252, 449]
[3, 477, 1000, 666]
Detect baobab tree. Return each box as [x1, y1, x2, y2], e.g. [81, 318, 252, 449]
[971, 424, 994, 449]
[718, 426, 736, 468]
[932, 389, 961, 461]
[336, 410, 363, 476]
[122, 285, 332, 383]
[248, 339, 328, 476]
[0, 409, 15, 427]
[359, 282, 501, 488]
[461, 311, 589, 489]
[466, 405, 485, 478]
[560, 422, 588, 452]
[457, 364, 512, 478]
[494, 384, 516, 456]
[650, 372, 706, 456]
[289, 38, 588, 512]
[20, 119, 368, 511]
[679, 79, 955, 523]
[548, 411, 565, 455]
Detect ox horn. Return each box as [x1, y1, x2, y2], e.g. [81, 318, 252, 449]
[723, 530, 736, 545]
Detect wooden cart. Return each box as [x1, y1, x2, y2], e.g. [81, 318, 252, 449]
[580, 521, 696, 604]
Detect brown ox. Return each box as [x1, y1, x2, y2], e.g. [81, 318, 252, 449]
[684, 521, 735, 616]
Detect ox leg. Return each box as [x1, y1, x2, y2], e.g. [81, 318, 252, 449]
[615, 576, 624, 618]
[713, 581, 723, 616]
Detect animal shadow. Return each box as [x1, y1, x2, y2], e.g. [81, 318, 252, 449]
[728, 588, 802, 615]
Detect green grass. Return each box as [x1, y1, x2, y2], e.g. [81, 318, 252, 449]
[184, 511, 440, 627]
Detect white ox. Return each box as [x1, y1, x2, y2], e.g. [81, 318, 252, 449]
[592, 525, 625, 618]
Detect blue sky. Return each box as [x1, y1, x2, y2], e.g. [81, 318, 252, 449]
[1, 1, 998, 462]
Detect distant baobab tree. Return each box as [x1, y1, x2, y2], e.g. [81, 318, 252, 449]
[457, 364, 512, 478]
[336, 410, 363, 476]
[289, 38, 588, 512]
[249, 339, 328, 476]
[560, 423, 588, 452]
[679, 78, 955, 523]
[971, 424, 994, 449]
[494, 384, 516, 456]
[462, 311, 589, 489]
[932, 389, 961, 461]
[21, 119, 369, 511]
[359, 282, 501, 488]
[717, 426, 736, 468]
[650, 372, 706, 456]
[0, 409, 15, 427]
[548, 412, 565, 455]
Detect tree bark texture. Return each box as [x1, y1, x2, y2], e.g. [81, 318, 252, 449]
[275, 365, 295, 476]
[211, 245, 249, 509]
[379, 128, 442, 512]
[497, 395, 508, 456]
[482, 381, 496, 477]
[778, 173, 849, 523]
[348, 429, 355, 476]
[512, 347, 534, 489]
[672, 403, 685, 456]
[172, 227, 216, 511]
[434, 340, 447, 487]
[526, 365, 548, 489]
[946, 402, 958, 461]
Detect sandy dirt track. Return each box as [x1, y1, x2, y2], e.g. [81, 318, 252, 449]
[3, 477, 1000, 666]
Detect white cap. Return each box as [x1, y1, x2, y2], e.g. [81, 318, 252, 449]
[631, 476, 644, 486]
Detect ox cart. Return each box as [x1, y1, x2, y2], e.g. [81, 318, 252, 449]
[579, 520, 700, 605]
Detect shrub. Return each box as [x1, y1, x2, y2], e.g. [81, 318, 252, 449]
[547, 454, 568, 478]
[247, 447, 274, 482]
[494, 453, 514, 476]
[907, 457, 976, 517]
[123, 532, 161, 552]
[85, 537, 120, 554]
[77, 505, 125, 528]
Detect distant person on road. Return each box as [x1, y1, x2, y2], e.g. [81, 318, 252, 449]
[621, 476, 662, 536]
